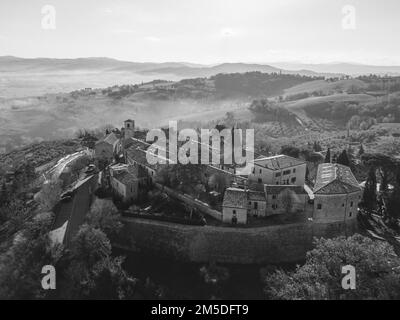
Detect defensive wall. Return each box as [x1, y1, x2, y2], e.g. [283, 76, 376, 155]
[117, 217, 358, 264]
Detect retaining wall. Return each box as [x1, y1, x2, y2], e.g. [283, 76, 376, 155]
[117, 217, 358, 264]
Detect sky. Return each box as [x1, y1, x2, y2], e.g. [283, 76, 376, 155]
[0, 0, 399, 65]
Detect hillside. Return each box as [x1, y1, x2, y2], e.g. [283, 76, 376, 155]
[0, 72, 318, 153]
[271, 62, 400, 76]
[0, 57, 336, 98]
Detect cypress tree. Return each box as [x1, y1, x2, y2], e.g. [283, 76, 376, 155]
[337, 149, 350, 166]
[363, 167, 377, 211]
[324, 148, 331, 163]
[358, 144, 365, 157]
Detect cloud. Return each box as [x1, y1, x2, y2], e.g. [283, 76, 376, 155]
[144, 36, 161, 43]
[218, 28, 245, 38]
[112, 29, 137, 35]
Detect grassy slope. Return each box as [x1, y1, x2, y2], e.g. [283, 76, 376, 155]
[283, 79, 367, 97]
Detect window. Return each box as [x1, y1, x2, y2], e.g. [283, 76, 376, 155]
[248, 201, 251, 205]
[276, 181, 279, 185]
[233, 210, 236, 215]
[283, 170, 291, 175]
[293, 168, 296, 173]
[291, 177, 296, 183]
[258, 178, 262, 183]
[275, 172, 281, 177]
[259, 169, 262, 174]
[272, 195, 277, 199]
[252, 167, 255, 174]
[342, 203, 345, 207]
[350, 201, 353, 207]
[272, 204, 277, 210]
[349, 212, 352, 217]
[317, 204, 322, 210]
[254, 202, 258, 210]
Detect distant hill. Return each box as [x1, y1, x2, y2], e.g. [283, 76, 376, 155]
[2, 56, 400, 77]
[0, 56, 190, 73]
[270, 62, 400, 76]
[0, 56, 335, 77]
[0, 56, 341, 98]
[139, 62, 326, 78]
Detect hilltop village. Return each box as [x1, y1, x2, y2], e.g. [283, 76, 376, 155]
[45, 118, 363, 246]
[44, 120, 362, 240]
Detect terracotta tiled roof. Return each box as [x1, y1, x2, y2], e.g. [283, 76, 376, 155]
[102, 132, 119, 146]
[223, 188, 247, 209]
[248, 182, 265, 192]
[248, 191, 265, 201]
[113, 170, 138, 185]
[314, 163, 361, 194]
[126, 137, 178, 169]
[265, 185, 306, 195]
[253, 155, 305, 170]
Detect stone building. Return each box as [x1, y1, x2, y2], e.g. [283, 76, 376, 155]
[94, 132, 119, 161]
[248, 155, 306, 186]
[109, 163, 149, 203]
[248, 190, 267, 217]
[222, 188, 248, 224]
[123, 119, 135, 139]
[312, 163, 362, 223]
[221, 157, 361, 225]
[264, 185, 307, 216]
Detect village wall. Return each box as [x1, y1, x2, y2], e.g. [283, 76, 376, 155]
[118, 217, 358, 264]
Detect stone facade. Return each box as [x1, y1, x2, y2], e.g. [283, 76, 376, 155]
[222, 158, 362, 226]
[265, 185, 308, 216]
[248, 155, 307, 186]
[118, 217, 358, 264]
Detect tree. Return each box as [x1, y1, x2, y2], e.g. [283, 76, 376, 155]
[57, 225, 138, 300]
[0, 215, 57, 299]
[387, 186, 400, 221]
[200, 262, 230, 299]
[362, 153, 399, 193]
[208, 173, 228, 194]
[387, 169, 400, 221]
[324, 148, 331, 163]
[362, 168, 377, 211]
[86, 198, 122, 242]
[313, 141, 322, 152]
[337, 149, 350, 167]
[358, 144, 365, 157]
[280, 145, 300, 159]
[264, 235, 400, 300]
[36, 180, 62, 211]
[0, 182, 9, 207]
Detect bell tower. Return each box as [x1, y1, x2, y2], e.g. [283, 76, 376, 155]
[124, 119, 135, 139]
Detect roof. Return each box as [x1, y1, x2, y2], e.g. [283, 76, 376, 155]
[126, 137, 176, 168]
[253, 155, 305, 171]
[313, 163, 361, 194]
[248, 182, 265, 192]
[113, 170, 138, 185]
[264, 185, 307, 195]
[248, 190, 265, 201]
[223, 188, 247, 209]
[96, 132, 119, 147]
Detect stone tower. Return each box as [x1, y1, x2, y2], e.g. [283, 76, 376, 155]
[124, 119, 135, 139]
